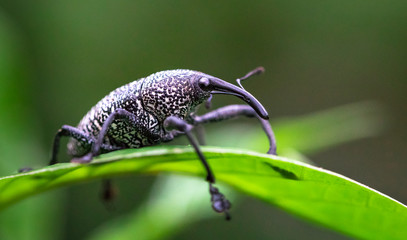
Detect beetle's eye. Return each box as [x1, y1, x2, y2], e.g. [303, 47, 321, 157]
[198, 78, 210, 90]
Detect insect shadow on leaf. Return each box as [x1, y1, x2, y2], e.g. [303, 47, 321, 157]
[263, 162, 299, 180]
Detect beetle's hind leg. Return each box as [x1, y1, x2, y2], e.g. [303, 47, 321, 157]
[193, 104, 277, 155]
[164, 116, 232, 220]
[50, 125, 93, 165]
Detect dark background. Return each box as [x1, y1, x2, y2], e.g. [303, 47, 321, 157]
[0, 1, 406, 239]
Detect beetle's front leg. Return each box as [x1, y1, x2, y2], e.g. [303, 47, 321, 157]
[193, 104, 277, 155]
[164, 116, 232, 220]
[164, 116, 214, 182]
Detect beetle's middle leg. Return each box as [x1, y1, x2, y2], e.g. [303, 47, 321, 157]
[193, 104, 277, 155]
[71, 108, 139, 163]
[164, 116, 232, 220]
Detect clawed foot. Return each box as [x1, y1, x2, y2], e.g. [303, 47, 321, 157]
[18, 167, 33, 173]
[210, 183, 232, 220]
[267, 145, 277, 155]
[71, 152, 93, 163]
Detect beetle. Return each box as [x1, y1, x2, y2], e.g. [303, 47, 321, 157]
[50, 66, 276, 220]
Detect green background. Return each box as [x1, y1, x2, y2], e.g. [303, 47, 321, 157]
[0, 0, 406, 239]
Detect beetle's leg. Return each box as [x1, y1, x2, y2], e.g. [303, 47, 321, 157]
[100, 179, 118, 210]
[164, 116, 214, 182]
[52, 125, 119, 205]
[50, 125, 92, 165]
[193, 104, 277, 155]
[72, 108, 137, 163]
[164, 116, 232, 220]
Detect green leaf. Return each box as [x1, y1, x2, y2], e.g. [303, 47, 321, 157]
[88, 175, 238, 240]
[208, 101, 386, 156]
[273, 101, 387, 154]
[1, 146, 405, 239]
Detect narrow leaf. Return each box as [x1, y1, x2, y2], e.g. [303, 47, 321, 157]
[0, 146, 405, 239]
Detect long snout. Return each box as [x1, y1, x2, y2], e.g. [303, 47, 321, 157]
[210, 78, 269, 119]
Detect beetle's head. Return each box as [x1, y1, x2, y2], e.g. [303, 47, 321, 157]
[141, 68, 268, 121]
[192, 69, 269, 119]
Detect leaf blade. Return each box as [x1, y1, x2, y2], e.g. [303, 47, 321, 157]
[0, 146, 405, 239]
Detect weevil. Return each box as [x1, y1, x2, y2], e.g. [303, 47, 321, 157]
[50, 67, 276, 220]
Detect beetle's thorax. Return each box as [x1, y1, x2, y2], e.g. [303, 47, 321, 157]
[141, 69, 210, 120]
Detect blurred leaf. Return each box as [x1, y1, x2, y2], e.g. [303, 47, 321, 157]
[0, 10, 61, 240]
[0, 146, 405, 239]
[274, 101, 386, 154]
[88, 175, 237, 240]
[205, 101, 385, 156]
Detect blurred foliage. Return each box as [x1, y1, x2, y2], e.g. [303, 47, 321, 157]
[0, 0, 406, 239]
[204, 101, 386, 156]
[0, 10, 61, 240]
[89, 175, 238, 240]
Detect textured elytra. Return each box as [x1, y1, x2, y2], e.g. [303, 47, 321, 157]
[67, 69, 210, 157]
[142, 70, 195, 120]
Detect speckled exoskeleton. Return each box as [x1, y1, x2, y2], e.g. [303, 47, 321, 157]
[50, 67, 277, 220]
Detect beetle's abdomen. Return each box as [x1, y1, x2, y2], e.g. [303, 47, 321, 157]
[105, 110, 161, 148]
[67, 79, 162, 156]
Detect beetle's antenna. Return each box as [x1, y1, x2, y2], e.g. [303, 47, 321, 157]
[236, 66, 265, 90]
[205, 94, 213, 109]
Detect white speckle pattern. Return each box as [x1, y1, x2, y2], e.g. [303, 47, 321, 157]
[67, 69, 210, 156]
